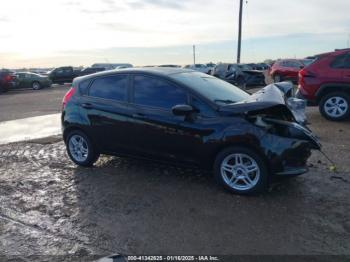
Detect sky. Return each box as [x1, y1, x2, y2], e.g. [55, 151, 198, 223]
[0, 0, 349, 68]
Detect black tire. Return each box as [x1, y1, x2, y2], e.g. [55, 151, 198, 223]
[273, 74, 282, 83]
[65, 130, 100, 167]
[319, 92, 350, 121]
[214, 147, 268, 195]
[0, 84, 8, 93]
[32, 81, 41, 90]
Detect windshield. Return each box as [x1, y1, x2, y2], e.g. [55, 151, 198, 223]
[173, 72, 250, 105]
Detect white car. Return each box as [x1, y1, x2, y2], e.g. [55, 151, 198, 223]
[183, 64, 210, 74]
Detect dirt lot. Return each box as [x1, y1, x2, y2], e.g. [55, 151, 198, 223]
[0, 85, 70, 122]
[0, 106, 349, 261]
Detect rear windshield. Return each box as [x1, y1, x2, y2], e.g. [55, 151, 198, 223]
[172, 72, 250, 105]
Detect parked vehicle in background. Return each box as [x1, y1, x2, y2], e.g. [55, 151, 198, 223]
[212, 63, 246, 87]
[62, 68, 320, 195]
[297, 48, 350, 121]
[0, 69, 16, 93]
[183, 64, 210, 74]
[270, 59, 305, 83]
[48, 66, 81, 84]
[206, 62, 216, 74]
[115, 65, 132, 69]
[91, 63, 133, 70]
[212, 63, 265, 87]
[79, 67, 105, 77]
[256, 63, 270, 70]
[15, 72, 52, 90]
[301, 59, 315, 67]
[158, 65, 181, 68]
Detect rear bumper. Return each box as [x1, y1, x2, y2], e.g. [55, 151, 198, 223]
[296, 89, 317, 106]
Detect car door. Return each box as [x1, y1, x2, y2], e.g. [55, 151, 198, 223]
[79, 74, 133, 153]
[173, 95, 221, 165]
[62, 67, 74, 83]
[127, 74, 191, 162]
[16, 73, 26, 88]
[51, 68, 63, 83]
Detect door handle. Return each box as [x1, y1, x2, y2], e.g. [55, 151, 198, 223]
[81, 103, 93, 109]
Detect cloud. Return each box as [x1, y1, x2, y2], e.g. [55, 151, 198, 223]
[98, 22, 144, 32]
[0, 16, 9, 22]
[1, 0, 350, 68]
[126, 0, 186, 10]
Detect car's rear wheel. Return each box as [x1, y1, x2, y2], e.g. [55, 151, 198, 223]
[66, 130, 100, 167]
[214, 147, 268, 195]
[32, 81, 41, 90]
[319, 92, 350, 121]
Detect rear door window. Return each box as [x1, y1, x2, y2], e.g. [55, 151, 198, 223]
[133, 75, 187, 110]
[89, 75, 128, 101]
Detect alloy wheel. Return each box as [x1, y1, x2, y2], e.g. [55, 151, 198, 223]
[324, 96, 348, 118]
[220, 153, 260, 191]
[68, 135, 89, 162]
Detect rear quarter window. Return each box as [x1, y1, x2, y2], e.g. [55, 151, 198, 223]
[79, 80, 90, 95]
[331, 53, 349, 69]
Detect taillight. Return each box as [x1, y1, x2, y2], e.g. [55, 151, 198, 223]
[4, 75, 12, 82]
[299, 69, 315, 78]
[62, 87, 76, 110]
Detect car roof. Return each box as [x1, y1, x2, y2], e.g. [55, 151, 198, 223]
[313, 48, 350, 58]
[277, 59, 301, 62]
[75, 67, 196, 82]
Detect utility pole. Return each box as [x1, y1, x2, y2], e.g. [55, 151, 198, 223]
[193, 45, 196, 65]
[237, 0, 243, 64]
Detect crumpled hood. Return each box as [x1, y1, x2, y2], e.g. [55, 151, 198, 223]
[219, 82, 293, 113]
[219, 82, 308, 125]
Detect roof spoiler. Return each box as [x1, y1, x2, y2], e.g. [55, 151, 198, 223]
[335, 48, 350, 51]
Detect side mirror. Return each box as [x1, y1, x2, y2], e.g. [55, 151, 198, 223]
[172, 104, 194, 116]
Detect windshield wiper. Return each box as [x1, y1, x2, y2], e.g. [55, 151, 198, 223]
[214, 99, 236, 104]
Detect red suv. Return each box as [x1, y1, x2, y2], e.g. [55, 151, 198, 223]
[297, 49, 350, 121]
[0, 69, 16, 93]
[270, 59, 305, 83]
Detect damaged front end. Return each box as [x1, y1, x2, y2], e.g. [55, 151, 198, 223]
[220, 82, 321, 176]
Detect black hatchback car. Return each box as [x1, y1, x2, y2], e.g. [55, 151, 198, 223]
[62, 68, 320, 195]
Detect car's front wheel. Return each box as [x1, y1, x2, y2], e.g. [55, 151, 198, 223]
[319, 92, 350, 121]
[66, 130, 100, 167]
[214, 147, 268, 195]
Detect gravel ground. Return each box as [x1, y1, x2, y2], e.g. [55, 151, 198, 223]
[0, 107, 349, 261]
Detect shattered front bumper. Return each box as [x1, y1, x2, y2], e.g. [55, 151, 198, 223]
[259, 119, 321, 176]
[260, 134, 315, 176]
